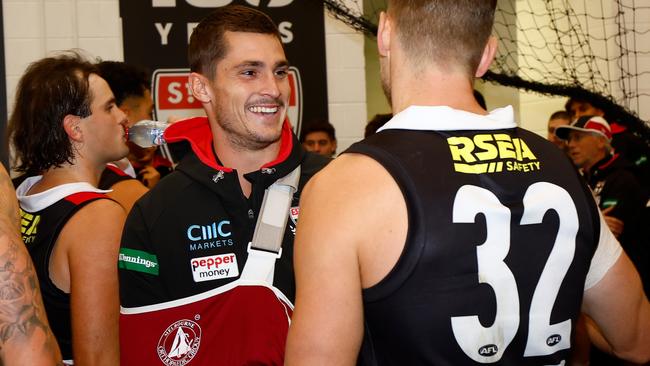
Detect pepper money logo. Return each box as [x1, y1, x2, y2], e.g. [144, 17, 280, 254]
[157, 319, 202, 366]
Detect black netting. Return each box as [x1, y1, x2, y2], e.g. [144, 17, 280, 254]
[324, 0, 650, 138]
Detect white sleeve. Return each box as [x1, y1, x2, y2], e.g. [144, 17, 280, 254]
[584, 210, 623, 290]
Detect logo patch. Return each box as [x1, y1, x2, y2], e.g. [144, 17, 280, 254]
[118, 248, 159, 275]
[20, 209, 40, 245]
[289, 206, 299, 226]
[190, 253, 239, 282]
[157, 319, 201, 366]
[447, 134, 540, 174]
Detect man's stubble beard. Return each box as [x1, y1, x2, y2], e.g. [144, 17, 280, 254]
[215, 105, 284, 152]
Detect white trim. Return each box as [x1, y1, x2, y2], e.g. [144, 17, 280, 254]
[16, 176, 111, 212]
[120, 280, 293, 315]
[378, 105, 517, 132]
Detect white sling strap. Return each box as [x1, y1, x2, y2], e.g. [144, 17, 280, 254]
[240, 166, 301, 284]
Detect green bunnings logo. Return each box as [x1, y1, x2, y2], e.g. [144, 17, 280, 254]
[118, 248, 159, 275]
[601, 199, 618, 209]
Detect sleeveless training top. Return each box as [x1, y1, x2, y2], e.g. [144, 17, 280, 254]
[17, 177, 112, 361]
[346, 106, 621, 366]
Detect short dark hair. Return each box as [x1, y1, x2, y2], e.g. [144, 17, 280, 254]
[388, 0, 497, 76]
[550, 110, 570, 121]
[365, 113, 392, 137]
[96, 61, 150, 106]
[188, 5, 281, 79]
[8, 52, 97, 174]
[300, 120, 336, 142]
[565, 96, 589, 115]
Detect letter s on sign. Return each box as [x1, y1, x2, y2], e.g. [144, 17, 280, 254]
[168, 82, 183, 104]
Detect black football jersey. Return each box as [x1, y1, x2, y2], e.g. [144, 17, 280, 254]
[17, 178, 111, 361]
[347, 106, 610, 366]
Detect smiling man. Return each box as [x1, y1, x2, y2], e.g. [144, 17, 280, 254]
[117, 5, 328, 365]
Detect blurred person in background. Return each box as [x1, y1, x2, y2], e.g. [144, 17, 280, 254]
[547, 110, 571, 152]
[301, 119, 338, 157]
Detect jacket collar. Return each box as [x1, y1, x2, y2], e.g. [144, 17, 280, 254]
[163, 117, 294, 172]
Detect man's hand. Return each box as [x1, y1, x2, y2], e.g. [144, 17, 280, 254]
[602, 206, 624, 238]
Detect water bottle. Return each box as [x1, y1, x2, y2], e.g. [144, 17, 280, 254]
[128, 120, 168, 148]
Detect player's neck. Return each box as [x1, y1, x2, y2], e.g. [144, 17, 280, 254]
[30, 161, 104, 194]
[390, 69, 486, 116]
[211, 127, 282, 198]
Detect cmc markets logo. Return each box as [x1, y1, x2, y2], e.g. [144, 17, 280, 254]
[186, 220, 232, 241]
[153, 67, 303, 135]
[157, 318, 202, 366]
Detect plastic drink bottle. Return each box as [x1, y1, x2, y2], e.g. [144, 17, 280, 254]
[128, 120, 168, 148]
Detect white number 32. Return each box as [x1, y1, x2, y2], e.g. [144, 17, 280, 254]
[451, 183, 578, 363]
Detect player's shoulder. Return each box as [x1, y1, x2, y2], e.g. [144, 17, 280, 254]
[302, 152, 399, 215]
[74, 196, 125, 222]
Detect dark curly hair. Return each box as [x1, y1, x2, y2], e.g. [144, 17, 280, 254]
[96, 61, 150, 106]
[8, 52, 97, 174]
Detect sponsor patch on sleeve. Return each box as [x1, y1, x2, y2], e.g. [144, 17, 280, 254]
[118, 248, 160, 275]
[190, 253, 239, 282]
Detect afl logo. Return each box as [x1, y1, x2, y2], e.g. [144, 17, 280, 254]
[546, 334, 562, 346]
[478, 344, 498, 357]
[157, 319, 202, 365]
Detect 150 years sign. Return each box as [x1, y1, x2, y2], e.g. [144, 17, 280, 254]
[119, 0, 328, 136]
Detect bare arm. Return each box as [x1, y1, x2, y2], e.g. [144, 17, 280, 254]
[58, 199, 124, 366]
[285, 154, 407, 365]
[582, 251, 650, 364]
[106, 179, 148, 214]
[0, 164, 62, 365]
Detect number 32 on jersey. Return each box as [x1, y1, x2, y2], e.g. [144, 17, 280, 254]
[451, 183, 578, 363]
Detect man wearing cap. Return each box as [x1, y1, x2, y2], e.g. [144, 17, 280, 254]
[565, 96, 650, 188]
[556, 114, 649, 366]
[556, 115, 647, 272]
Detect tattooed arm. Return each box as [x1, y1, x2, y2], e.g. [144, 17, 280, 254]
[0, 163, 62, 365]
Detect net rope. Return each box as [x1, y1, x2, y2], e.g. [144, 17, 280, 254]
[324, 0, 650, 138]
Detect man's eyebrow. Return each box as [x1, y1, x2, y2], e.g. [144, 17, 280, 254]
[233, 60, 290, 69]
[103, 97, 117, 108]
[274, 60, 290, 69]
[235, 61, 264, 69]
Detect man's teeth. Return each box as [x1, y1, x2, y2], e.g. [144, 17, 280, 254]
[249, 106, 278, 113]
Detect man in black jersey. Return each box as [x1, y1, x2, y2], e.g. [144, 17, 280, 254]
[9, 53, 126, 364]
[286, 1, 650, 365]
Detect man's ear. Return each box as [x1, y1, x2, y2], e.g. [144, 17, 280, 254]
[189, 72, 212, 104]
[63, 115, 83, 141]
[475, 36, 498, 78]
[377, 11, 391, 58]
